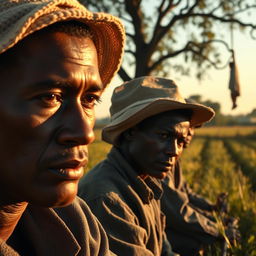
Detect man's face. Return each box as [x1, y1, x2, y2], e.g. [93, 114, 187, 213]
[0, 30, 103, 207]
[126, 111, 190, 179]
[184, 126, 195, 148]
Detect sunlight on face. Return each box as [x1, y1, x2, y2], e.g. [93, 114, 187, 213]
[127, 111, 190, 180]
[0, 30, 103, 207]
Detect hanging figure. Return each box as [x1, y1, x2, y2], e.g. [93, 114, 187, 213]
[228, 50, 241, 109]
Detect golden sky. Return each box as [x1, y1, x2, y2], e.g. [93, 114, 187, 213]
[96, 29, 256, 119]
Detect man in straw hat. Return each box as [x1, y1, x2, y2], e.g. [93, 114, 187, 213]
[0, 0, 125, 255]
[79, 76, 215, 256]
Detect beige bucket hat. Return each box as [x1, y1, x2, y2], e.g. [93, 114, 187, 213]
[0, 0, 125, 87]
[102, 76, 215, 144]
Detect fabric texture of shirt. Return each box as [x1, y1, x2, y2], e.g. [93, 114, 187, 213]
[2, 197, 112, 256]
[161, 160, 219, 255]
[79, 147, 169, 256]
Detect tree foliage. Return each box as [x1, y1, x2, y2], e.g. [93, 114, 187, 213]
[80, 0, 256, 81]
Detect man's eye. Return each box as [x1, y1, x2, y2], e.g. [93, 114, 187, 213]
[82, 94, 101, 108]
[39, 93, 63, 107]
[177, 138, 185, 146]
[159, 133, 169, 139]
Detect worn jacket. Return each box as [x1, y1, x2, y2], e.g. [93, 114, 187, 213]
[161, 161, 219, 255]
[1, 197, 112, 256]
[79, 147, 169, 256]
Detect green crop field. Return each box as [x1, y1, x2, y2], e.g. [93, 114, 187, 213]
[87, 126, 256, 255]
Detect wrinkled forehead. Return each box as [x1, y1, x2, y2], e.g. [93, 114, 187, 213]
[0, 28, 97, 72]
[0, 29, 102, 98]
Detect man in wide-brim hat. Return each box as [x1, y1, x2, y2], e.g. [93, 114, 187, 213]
[79, 76, 215, 256]
[0, 0, 125, 255]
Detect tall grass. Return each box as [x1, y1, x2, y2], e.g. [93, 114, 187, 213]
[182, 127, 256, 255]
[196, 126, 256, 138]
[87, 129, 111, 171]
[224, 139, 256, 190]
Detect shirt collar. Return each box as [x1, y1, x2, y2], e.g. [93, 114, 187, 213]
[8, 205, 80, 256]
[108, 147, 163, 204]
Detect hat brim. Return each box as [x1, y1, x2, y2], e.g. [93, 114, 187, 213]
[0, 0, 125, 88]
[102, 98, 215, 144]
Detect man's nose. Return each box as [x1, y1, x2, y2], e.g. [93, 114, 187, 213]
[165, 140, 180, 157]
[56, 103, 95, 146]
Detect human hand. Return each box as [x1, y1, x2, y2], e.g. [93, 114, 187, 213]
[224, 217, 240, 246]
[214, 192, 228, 213]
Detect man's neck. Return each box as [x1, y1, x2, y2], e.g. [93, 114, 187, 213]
[0, 202, 28, 241]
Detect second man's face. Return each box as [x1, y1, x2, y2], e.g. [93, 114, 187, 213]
[0, 29, 103, 207]
[126, 111, 190, 179]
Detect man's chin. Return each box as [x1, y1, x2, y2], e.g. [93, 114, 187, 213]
[30, 195, 75, 208]
[29, 185, 78, 208]
[49, 181, 78, 208]
[150, 171, 168, 180]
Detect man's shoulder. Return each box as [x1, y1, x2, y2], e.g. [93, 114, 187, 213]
[78, 160, 129, 201]
[79, 175, 129, 204]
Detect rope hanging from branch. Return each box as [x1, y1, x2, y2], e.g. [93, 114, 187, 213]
[228, 19, 241, 110]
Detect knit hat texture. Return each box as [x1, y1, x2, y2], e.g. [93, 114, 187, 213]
[0, 0, 126, 87]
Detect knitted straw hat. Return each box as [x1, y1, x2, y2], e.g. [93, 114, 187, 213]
[102, 76, 215, 144]
[0, 0, 125, 87]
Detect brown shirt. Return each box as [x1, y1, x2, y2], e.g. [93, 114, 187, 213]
[2, 197, 112, 256]
[79, 147, 168, 256]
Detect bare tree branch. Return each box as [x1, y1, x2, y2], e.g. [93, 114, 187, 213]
[158, 0, 167, 13]
[149, 39, 233, 73]
[173, 0, 182, 7]
[211, 2, 224, 14]
[149, 42, 191, 72]
[149, 0, 201, 53]
[153, 0, 167, 39]
[119, 15, 133, 23]
[187, 0, 201, 12]
[124, 0, 145, 48]
[179, 0, 191, 14]
[82, 0, 256, 81]
[233, 5, 256, 15]
[126, 32, 135, 40]
[190, 12, 256, 30]
[125, 50, 136, 57]
[118, 66, 131, 81]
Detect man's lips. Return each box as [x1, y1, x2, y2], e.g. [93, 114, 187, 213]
[159, 159, 175, 166]
[47, 159, 86, 180]
[158, 161, 174, 171]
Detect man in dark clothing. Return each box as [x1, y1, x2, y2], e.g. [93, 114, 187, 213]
[79, 76, 214, 256]
[0, 0, 125, 255]
[161, 124, 239, 255]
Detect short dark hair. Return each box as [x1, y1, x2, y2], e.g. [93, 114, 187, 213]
[0, 20, 92, 70]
